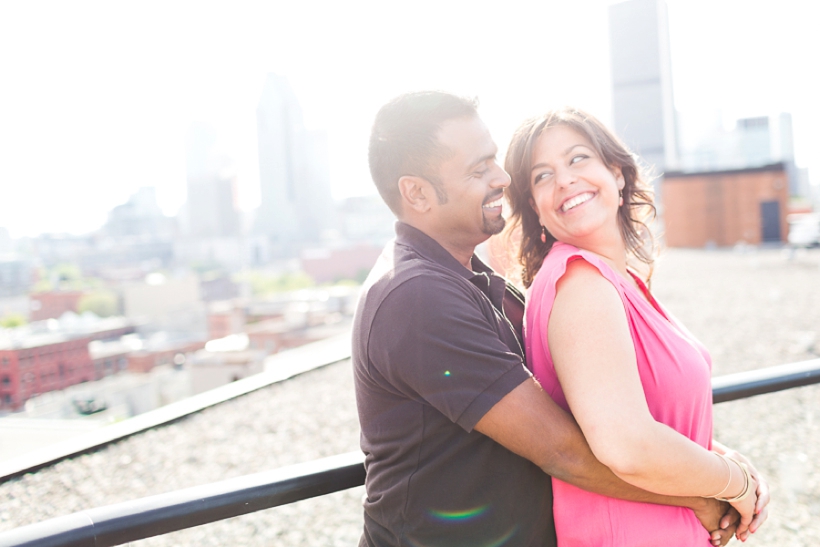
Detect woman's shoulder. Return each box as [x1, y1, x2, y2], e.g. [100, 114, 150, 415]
[535, 242, 617, 287]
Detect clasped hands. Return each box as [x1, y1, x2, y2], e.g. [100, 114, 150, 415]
[695, 450, 770, 545]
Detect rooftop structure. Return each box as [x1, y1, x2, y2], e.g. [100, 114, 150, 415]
[663, 162, 789, 247]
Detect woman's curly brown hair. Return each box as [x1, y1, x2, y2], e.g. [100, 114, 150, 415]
[503, 107, 657, 288]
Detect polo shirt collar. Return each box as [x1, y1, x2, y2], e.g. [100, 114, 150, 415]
[394, 221, 506, 310]
[395, 221, 476, 278]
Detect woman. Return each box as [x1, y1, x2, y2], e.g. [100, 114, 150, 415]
[504, 108, 768, 546]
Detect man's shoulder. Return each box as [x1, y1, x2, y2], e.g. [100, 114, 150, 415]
[362, 242, 467, 307]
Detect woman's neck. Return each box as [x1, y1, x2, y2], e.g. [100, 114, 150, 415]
[565, 232, 630, 278]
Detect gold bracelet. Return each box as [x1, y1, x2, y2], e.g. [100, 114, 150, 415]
[717, 458, 753, 503]
[708, 452, 733, 499]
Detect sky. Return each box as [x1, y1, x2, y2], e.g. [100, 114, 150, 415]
[0, 0, 818, 238]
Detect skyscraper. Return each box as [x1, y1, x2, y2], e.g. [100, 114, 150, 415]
[185, 122, 240, 238]
[255, 73, 333, 256]
[609, 0, 678, 172]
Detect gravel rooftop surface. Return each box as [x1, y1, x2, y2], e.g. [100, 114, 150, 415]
[1, 246, 819, 546]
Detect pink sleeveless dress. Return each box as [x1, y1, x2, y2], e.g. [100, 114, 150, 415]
[526, 242, 714, 546]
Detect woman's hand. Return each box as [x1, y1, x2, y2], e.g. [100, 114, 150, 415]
[727, 466, 759, 540]
[721, 450, 770, 541]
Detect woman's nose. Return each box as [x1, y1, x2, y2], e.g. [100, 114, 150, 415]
[555, 167, 575, 188]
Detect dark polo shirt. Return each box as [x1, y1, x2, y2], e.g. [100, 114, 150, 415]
[353, 222, 555, 547]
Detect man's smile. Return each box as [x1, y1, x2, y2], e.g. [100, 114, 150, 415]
[483, 193, 504, 211]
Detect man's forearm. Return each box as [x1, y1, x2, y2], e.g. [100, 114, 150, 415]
[541, 407, 706, 510]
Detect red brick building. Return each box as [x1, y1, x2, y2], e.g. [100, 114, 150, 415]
[0, 319, 135, 412]
[662, 163, 789, 247]
[127, 341, 206, 374]
[30, 291, 85, 321]
[0, 336, 94, 411]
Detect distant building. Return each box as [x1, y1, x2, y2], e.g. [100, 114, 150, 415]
[246, 317, 351, 355]
[0, 314, 135, 411]
[301, 244, 383, 284]
[30, 291, 84, 321]
[31, 190, 175, 274]
[207, 300, 245, 340]
[255, 73, 334, 256]
[104, 187, 175, 240]
[0, 258, 33, 298]
[88, 338, 131, 379]
[0, 227, 13, 255]
[189, 334, 265, 395]
[125, 339, 206, 374]
[185, 123, 241, 239]
[609, 0, 678, 172]
[121, 275, 206, 338]
[30, 233, 96, 268]
[678, 113, 807, 199]
[200, 275, 240, 302]
[0, 336, 93, 412]
[663, 163, 789, 247]
[336, 195, 396, 245]
[795, 168, 813, 205]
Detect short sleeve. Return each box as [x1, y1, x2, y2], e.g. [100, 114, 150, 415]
[368, 274, 531, 431]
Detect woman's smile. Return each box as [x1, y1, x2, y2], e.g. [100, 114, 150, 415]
[559, 191, 596, 214]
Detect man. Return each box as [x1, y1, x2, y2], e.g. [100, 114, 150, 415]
[353, 91, 741, 546]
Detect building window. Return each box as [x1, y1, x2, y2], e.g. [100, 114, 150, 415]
[1, 376, 9, 386]
[2, 394, 11, 405]
[1, 357, 8, 367]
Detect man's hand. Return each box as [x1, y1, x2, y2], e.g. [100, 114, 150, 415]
[692, 497, 740, 546]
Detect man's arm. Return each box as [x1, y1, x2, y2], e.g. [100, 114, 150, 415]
[474, 377, 737, 544]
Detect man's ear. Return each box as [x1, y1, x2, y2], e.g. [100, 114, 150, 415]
[398, 175, 433, 214]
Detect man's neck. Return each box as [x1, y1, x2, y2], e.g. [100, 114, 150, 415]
[402, 219, 478, 270]
[437, 239, 475, 270]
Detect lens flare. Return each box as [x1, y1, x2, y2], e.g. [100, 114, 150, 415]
[428, 505, 489, 521]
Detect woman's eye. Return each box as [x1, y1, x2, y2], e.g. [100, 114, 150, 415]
[570, 155, 587, 164]
[533, 172, 552, 185]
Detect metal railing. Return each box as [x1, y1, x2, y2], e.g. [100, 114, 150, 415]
[2, 358, 819, 547]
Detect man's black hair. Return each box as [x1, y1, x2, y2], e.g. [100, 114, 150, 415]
[368, 91, 478, 216]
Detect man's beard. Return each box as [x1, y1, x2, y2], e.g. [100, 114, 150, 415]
[482, 214, 506, 236]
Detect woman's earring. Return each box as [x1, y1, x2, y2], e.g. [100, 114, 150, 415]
[618, 190, 624, 207]
[540, 226, 547, 243]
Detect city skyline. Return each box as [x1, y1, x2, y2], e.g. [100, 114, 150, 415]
[1, 0, 818, 238]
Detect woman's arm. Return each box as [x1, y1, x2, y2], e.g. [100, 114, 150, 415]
[549, 259, 758, 532]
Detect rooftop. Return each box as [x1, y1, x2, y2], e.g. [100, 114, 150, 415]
[1, 247, 820, 545]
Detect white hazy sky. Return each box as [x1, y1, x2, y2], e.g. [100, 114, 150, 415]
[1, 0, 818, 238]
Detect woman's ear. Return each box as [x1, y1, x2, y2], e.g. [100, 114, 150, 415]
[398, 175, 433, 214]
[529, 196, 538, 215]
[612, 166, 625, 190]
